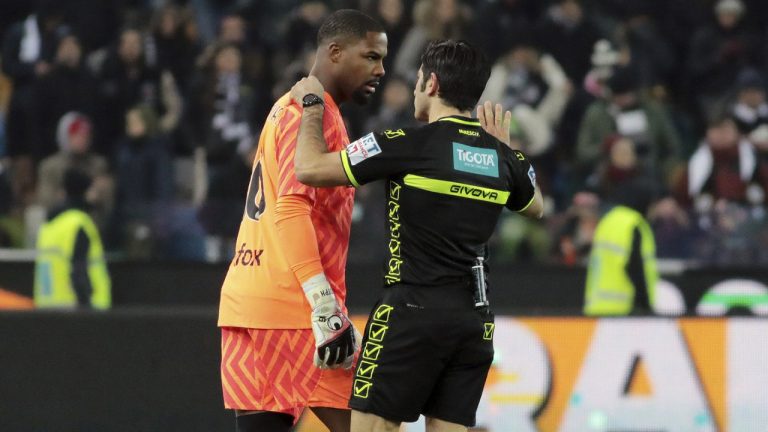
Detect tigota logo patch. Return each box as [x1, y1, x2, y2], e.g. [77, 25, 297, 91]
[453, 142, 499, 177]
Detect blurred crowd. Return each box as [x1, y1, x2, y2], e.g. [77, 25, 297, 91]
[2, 0, 768, 266]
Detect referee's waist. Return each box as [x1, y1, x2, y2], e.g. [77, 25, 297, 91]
[383, 280, 475, 309]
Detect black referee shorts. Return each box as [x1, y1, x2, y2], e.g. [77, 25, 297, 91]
[348, 283, 495, 426]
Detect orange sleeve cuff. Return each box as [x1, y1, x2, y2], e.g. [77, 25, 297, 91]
[274, 194, 324, 284]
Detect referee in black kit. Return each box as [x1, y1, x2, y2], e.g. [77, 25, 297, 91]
[290, 40, 543, 432]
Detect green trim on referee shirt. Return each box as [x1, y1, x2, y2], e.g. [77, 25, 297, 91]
[340, 151, 361, 187]
[403, 174, 509, 204]
[516, 194, 536, 212]
[438, 117, 481, 127]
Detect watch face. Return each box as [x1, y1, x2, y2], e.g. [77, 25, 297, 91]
[303, 94, 323, 107]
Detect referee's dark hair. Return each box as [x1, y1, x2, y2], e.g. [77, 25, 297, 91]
[317, 9, 384, 45]
[420, 40, 491, 112]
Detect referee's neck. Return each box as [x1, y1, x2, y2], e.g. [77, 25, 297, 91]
[427, 103, 471, 124]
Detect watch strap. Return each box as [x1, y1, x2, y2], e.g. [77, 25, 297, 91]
[302, 93, 325, 108]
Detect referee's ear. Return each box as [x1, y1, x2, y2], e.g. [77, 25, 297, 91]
[426, 72, 440, 97]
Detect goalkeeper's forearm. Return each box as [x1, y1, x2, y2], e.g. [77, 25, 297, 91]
[274, 194, 356, 367]
[274, 194, 327, 285]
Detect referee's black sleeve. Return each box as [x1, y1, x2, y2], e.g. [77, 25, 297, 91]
[343, 130, 415, 186]
[504, 149, 536, 211]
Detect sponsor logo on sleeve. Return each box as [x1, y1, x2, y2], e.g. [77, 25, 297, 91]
[346, 133, 382, 166]
[528, 165, 537, 188]
[453, 142, 499, 177]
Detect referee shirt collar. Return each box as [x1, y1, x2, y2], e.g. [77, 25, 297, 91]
[437, 115, 481, 127]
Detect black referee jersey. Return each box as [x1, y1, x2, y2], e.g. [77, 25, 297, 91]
[340, 115, 537, 288]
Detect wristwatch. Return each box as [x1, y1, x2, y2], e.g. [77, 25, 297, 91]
[302, 93, 324, 108]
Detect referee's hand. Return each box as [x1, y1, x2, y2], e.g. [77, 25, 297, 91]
[477, 101, 515, 148]
[291, 76, 325, 106]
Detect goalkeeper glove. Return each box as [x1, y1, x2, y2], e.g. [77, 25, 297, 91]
[302, 274, 359, 369]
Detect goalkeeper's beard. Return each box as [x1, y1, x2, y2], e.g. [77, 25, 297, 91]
[351, 87, 373, 105]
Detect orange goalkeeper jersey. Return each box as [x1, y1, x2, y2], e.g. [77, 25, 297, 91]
[218, 93, 354, 329]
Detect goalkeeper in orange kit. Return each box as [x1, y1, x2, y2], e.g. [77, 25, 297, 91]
[217, 9, 388, 432]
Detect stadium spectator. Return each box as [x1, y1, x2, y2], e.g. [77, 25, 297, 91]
[479, 41, 562, 256]
[393, 0, 471, 80]
[112, 104, 173, 258]
[535, 0, 602, 84]
[282, 1, 330, 58]
[33, 35, 97, 160]
[367, 0, 410, 79]
[470, 0, 539, 63]
[611, 2, 676, 90]
[58, 0, 121, 54]
[674, 114, 762, 208]
[576, 65, 682, 186]
[197, 12, 269, 88]
[95, 27, 181, 155]
[1, 2, 68, 160]
[481, 43, 571, 157]
[189, 43, 254, 167]
[1, 3, 69, 209]
[148, 4, 202, 93]
[582, 131, 693, 261]
[206, 12, 271, 124]
[672, 114, 768, 263]
[33, 168, 111, 309]
[729, 67, 768, 137]
[554, 39, 624, 201]
[586, 134, 657, 198]
[187, 42, 255, 258]
[584, 177, 658, 315]
[36, 112, 113, 230]
[551, 191, 599, 265]
[649, 191, 697, 260]
[686, 0, 762, 120]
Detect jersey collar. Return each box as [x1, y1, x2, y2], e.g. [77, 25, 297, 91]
[437, 115, 481, 127]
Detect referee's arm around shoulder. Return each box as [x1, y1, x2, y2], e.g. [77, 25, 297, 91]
[293, 104, 349, 187]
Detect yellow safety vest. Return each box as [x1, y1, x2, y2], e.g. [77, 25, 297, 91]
[584, 205, 658, 315]
[34, 209, 111, 309]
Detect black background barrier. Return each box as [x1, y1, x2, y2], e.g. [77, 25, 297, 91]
[2, 260, 767, 314]
[0, 309, 229, 432]
[1, 261, 587, 313]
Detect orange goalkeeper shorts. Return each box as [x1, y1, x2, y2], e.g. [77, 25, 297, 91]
[220, 327, 355, 421]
